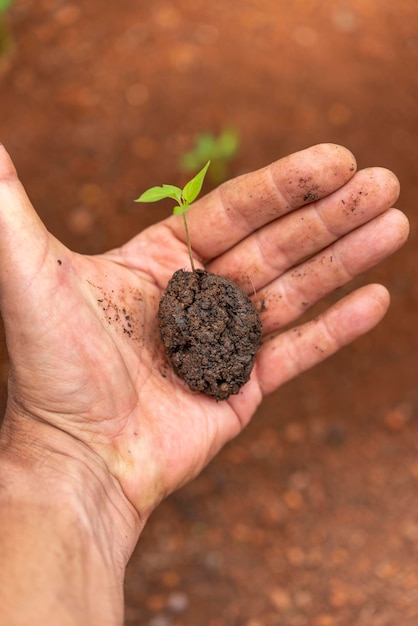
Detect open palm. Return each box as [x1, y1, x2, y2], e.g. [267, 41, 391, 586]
[0, 144, 408, 516]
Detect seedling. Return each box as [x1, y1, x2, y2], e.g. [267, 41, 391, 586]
[135, 160, 210, 272]
[135, 158, 261, 400]
[180, 129, 239, 184]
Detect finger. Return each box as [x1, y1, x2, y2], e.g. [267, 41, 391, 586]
[256, 284, 390, 396]
[258, 208, 409, 335]
[166, 143, 357, 261]
[208, 167, 401, 291]
[0, 145, 66, 312]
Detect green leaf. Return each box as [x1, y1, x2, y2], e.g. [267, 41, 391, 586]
[173, 204, 188, 216]
[182, 160, 210, 205]
[161, 184, 183, 203]
[135, 184, 182, 204]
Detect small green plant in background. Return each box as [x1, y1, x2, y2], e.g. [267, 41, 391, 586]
[0, 0, 14, 56]
[135, 161, 210, 272]
[180, 128, 239, 185]
[0, 0, 14, 15]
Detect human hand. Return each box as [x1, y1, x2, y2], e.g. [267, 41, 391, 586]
[0, 143, 408, 525]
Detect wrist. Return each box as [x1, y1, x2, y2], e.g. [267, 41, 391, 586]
[0, 403, 143, 566]
[0, 406, 143, 624]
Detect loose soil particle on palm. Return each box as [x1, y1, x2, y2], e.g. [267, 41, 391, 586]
[1, 2, 417, 623]
[158, 269, 262, 400]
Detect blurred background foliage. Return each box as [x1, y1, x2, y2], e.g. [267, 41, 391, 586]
[0, 2, 417, 624]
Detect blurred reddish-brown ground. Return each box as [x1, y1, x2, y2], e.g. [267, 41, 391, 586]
[1, 1, 417, 624]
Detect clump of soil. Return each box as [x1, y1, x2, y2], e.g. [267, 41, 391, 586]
[158, 269, 262, 400]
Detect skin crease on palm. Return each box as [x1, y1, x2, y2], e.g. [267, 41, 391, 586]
[0, 142, 409, 527]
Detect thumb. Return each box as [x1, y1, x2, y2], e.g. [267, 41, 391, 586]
[0, 145, 54, 306]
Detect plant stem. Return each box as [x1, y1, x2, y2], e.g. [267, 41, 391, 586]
[182, 213, 195, 272]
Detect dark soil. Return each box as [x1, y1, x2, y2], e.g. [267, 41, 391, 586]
[1, 1, 418, 624]
[158, 269, 262, 400]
